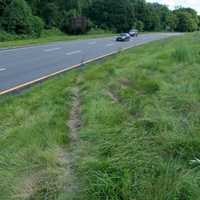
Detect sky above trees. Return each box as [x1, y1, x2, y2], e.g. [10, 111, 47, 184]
[146, 0, 200, 14]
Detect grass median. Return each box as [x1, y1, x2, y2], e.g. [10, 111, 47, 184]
[0, 29, 114, 49]
[0, 32, 200, 200]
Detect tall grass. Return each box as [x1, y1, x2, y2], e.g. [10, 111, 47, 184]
[0, 73, 77, 199]
[172, 43, 197, 63]
[77, 33, 200, 199]
[0, 33, 200, 199]
[172, 32, 200, 63]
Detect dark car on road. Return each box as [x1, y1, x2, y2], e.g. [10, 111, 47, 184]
[116, 33, 131, 42]
[129, 29, 138, 37]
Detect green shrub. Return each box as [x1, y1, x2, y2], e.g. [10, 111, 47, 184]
[87, 28, 112, 35]
[2, 0, 44, 36]
[136, 20, 144, 32]
[138, 78, 160, 94]
[41, 2, 60, 29]
[30, 16, 44, 37]
[60, 9, 77, 34]
[0, 31, 36, 42]
[165, 137, 200, 160]
[41, 28, 64, 37]
[0, 31, 17, 42]
[175, 12, 198, 32]
[2, 0, 32, 34]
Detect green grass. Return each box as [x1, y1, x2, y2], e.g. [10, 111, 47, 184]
[0, 33, 200, 200]
[0, 28, 114, 48]
[0, 74, 77, 199]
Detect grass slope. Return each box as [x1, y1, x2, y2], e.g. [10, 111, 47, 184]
[0, 29, 114, 49]
[0, 33, 200, 200]
[0, 75, 77, 199]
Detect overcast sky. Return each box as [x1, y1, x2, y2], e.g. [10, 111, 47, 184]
[146, 0, 200, 14]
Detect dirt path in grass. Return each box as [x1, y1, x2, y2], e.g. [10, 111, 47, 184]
[68, 86, 81, 144]
[64, 81, 81, 199]
[107, 90, 120, 103]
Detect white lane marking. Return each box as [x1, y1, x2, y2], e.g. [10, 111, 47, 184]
[88, 41, 96, 45]
[0, 44, 63, 53]
[0, 68, 6, 72]
[44, 47, 61, 52]
[106, 43, 114, 47]
[66, 50, 82, 56]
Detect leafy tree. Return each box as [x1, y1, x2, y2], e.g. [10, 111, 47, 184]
[2, 0, 33, 34]
[151, 3, 170, 30]
[26, 0, 40, 15]
[87, 0, 135, 32]
[177, 7, 199, 24]
[175, 11, 198, 32]
[0, 0, 11, 29]
[2, 0, 43, 36]
[166, 13, 178, 31]
[173, 8, 199, 32]
[198, 16, 200, 28]
[60, 9, 77, 33]
[142, 3, 161, 31]
[41, 2, 60, 28]
[130, 0, 146, 22]
[136, 20, 144, 31]
[1, 0, 199, 36]
[30, 15, 44, 37]
[0, 0, 11, 17]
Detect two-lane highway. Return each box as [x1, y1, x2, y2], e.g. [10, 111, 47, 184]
[0, 33, 181, 94]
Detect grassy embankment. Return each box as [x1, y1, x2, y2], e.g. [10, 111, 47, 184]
[0, 28, 114, 48]
[0, 33, 200, 200]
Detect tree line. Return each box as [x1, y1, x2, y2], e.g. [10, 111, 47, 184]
[0, 0, 199, 38]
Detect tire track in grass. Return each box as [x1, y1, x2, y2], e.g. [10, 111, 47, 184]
[64, 78, 81, 199]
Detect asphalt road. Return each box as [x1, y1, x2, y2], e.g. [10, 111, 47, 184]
[0, 33, 181, 93]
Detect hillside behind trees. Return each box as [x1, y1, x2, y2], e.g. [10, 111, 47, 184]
[0, 0, 200, 40]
